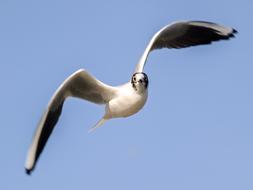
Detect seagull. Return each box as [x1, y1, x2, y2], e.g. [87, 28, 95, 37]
[25, 20, 237, 174]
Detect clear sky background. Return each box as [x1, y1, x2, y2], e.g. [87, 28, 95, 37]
[0, 0, 252, 189]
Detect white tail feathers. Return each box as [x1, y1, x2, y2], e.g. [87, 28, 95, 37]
[88, 118, 107, 133]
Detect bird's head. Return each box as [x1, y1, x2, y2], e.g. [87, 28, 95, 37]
[131, 72, 149, 92]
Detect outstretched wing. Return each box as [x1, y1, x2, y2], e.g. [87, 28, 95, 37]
[135, 21, 237, 72]
[25, 69, 116, 174]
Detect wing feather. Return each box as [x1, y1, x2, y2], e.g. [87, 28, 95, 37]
[135, 21, 237, 72]
[25, 69, 116, 174]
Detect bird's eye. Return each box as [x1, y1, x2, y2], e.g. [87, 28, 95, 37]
[133, 77, 136, 81]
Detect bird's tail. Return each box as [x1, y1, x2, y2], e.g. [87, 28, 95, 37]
[88, 118, 108, 133]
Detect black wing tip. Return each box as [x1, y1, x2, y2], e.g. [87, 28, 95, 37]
[228, 28, 238, 38]
[215, 28, 237, 40]
[25, 168, 32, 175]
[232, 28, 238, 34]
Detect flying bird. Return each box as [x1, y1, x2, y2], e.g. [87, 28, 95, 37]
[25, 20, 237, 174]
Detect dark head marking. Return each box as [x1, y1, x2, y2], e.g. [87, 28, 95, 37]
[131, 72, 149, 90]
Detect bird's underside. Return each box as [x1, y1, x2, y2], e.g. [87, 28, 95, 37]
[25, 20, 237, 175]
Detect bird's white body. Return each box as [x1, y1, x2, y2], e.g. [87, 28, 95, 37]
[105, 83, 148, 119]
[25, 20, 237, 174]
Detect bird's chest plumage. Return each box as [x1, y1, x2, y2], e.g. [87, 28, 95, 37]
[105, 85, 148, 118]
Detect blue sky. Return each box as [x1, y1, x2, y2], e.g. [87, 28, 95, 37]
[0, 0, 252, 189]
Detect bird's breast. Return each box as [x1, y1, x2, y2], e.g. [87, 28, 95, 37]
[105, 90, 148, 118]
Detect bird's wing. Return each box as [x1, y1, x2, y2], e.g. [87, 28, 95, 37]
[25, 69, 117, 174]
[135, 21, 237, 72]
